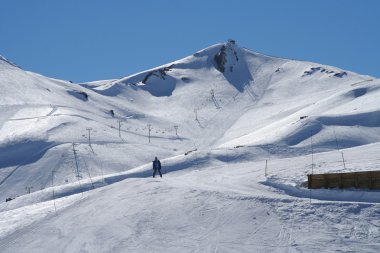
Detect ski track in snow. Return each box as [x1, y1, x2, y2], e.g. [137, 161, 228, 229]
[1, 155, 380, 252]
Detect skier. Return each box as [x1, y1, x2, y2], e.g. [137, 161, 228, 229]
[152, 157, 162, 178]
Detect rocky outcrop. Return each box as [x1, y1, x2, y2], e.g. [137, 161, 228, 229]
[302, 66, 347, 78]
[142, 64, 174, 84]
[213, 40, 239, 74]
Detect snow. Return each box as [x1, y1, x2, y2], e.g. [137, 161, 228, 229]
[1, 41, 380, 252]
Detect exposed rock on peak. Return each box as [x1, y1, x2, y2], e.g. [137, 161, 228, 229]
[142, 64, 174, 84]
[214, 39, 239, 73]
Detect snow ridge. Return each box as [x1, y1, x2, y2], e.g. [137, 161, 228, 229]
[0, 54, 19, 69]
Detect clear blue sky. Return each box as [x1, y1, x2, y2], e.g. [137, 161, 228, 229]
[1, 0, 379, 82]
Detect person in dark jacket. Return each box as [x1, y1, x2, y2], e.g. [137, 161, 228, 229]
[152, 157, 162, 178]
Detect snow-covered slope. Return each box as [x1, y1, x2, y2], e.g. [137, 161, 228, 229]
[1, 143, 380, 252]
[1, 41, 380, 252]
[83, 40, 378, 151]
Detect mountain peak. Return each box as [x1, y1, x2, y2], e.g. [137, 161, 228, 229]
[214, 39, 239, 74]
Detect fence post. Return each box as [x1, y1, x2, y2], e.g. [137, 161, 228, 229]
[308, 175, 312, 189]
[369, 172, 373, 190]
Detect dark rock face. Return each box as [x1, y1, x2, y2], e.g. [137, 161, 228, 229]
[214, 45, 227, 73]
[303, 67, 332, 76]
[142, 64, 174, 84]
[67, 90, 89, 101]
[213, 41, 239, 74]
[334, 72, 347, 78]
[6, 197, 14, 202]
[302, 67, 348, 78]
[181, 77, 191, 83]
[212, 40, 253, 92]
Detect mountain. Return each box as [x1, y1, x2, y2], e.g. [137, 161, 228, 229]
[83, 40, 379, 150]
[0, 41, 380, 252]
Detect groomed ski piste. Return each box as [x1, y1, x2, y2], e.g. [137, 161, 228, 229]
[0, 41, 380, 252]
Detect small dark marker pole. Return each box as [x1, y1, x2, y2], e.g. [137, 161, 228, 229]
[26, 186, 33, 194]
[118, 120, 122, 137]
[72, 143, 80, 178]
[334, 126, 346, 170]
[147, 124, 151, 143]
[341, 151, 347, 170]
[265, 160, 268, 177]
[86, 127, 92, 146]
